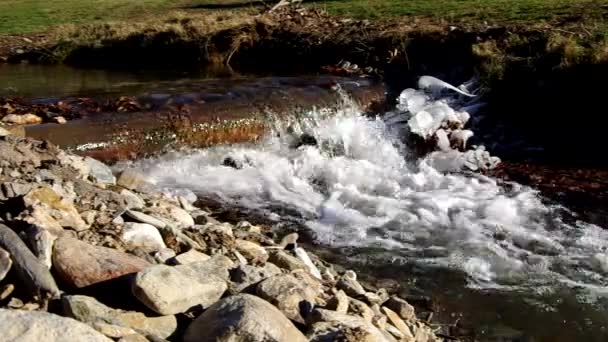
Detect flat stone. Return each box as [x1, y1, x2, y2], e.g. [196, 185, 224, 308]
[235, 239, 268, 264]
[337, 270, 367, 297]
[385, 296, 416, 321]
[230, 263, 282, 294]
[121, 223, 166, 252]
[382, 306, 414, 338]
[0, 309, 112, 342]
[23, 186, 88, 231]
[63, 295, 177, 339]
[256, 273, 322, 323]
[168, 249, 210, 265]
[307, 309, 395, 342]
[120, 189, 145, 209]
[53, 236, 150, 288]
[132, 264, 227, 315]
[184, 293, 307, 342]
[268, 250, 306, 271]
[0, 247, 12, 281]
[125, 210, 166, 229]
[84, 157, 116, 185]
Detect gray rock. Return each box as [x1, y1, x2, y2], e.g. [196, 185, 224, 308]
[256, 273, 322, 323]
[307, 309, 395, 342]
[53, 236, 150, 288]
[24, 225, 55, 269]
[125, 210, 166, 229]
[268, 250, 306, 271]
[168, 250, 210, 265]
[384, 296, 416, 321]
[235, 239, 268, 264]
[132, 264, 227, 315]
[62, 294, 177, 339]
[0, 247, 12, 281]
[230, 263, 282, 294]
[183, 294, 307, 342]
[120, 189, 145, 209]
[337, 270, 367, 297]
[0, 309, 112, 342]
[121, 223, 166, 252]
[0, 223, 59, 297]
[84, 157, 116, 185]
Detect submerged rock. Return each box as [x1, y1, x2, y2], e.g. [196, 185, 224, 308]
[183, 294, 307, 342]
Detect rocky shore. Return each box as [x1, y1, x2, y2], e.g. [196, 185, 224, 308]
[0, 130, 442, 341]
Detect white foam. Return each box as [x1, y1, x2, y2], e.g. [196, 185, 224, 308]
[134, 80, 608, 293]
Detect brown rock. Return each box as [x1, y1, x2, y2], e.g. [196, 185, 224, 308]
[256, 273, 322, 323]
[53, 236, 150, 288]
[382, 306, 414, 339]
[23, 186, 88, 231]
[2, 113, 42, 125]
[384, 296, 416, 321]
[235, 239, 268, 264]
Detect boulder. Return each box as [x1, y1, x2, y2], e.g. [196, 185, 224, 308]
[84, 157, 116, 185]
[0, 247, 12, 281]
[62, 294, 177, 339]
[0, 309, 112, 342]
[235, 239, 268, 264]
[23, 186, 88, 231]
[121, 223, 166, 252]
[268, 250, 306, 271]
[53, 236, 150, 288]
[132, 264, 227, 315]
[183, 294, 307, 342]
[256, 273, 322, 323]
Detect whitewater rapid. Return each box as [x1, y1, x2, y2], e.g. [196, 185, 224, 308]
[133, 79, 608, 297]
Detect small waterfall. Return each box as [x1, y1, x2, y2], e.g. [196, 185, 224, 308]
[133, 76, 608, 298]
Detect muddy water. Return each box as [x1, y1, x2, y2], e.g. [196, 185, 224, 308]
[4, 64, 608, 341]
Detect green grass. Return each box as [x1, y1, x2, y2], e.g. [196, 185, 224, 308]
[0, 0, 606, 34]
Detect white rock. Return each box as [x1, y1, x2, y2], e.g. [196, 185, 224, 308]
[121, 223, 166, 252]
[0, 309, 112, 342]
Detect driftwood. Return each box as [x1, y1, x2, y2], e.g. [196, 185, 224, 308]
[0, 223, 60, 298]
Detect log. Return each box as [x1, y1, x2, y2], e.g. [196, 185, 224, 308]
[0, 223, 60, 298]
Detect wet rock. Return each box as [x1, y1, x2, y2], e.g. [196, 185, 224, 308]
[132, 264, 227, 315]
[385, 296, 416, 321]
[62, 294, 177, 339]
[268, 249, 306, 271]
[183, 293, 307, 342]
[23, 186, 88, 231]
[256, 273, 322, 323]
[292, 133, 318, 149]
[307, 309, 395, 342]
[0, 247, 12, 281]
[168, 249, 210, 265]
[337, 270, 367, 297]
[0, 223, 60, 298]
[294, 247, 322, 280]
[326, 289, 349, 314]
[24, 225, 55, 269]
[235, 239, 268, 264]
[382, 306, 414, 338]
[84, 157, 116, 185]
[230, 263, 282, 294]
[0, 309, 112, 341]
[53, 236, 150, 288]
[2, 113, 42, 125]
[120, 189, 145, 209]
[125, 210, 166, 229]
[121, 223, 166, 252]
[117, 169, 151, 192]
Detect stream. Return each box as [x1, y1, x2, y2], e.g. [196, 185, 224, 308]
[3, 64, 608, 341]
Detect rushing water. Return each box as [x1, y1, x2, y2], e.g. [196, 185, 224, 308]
[130, 79, 608, 341]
